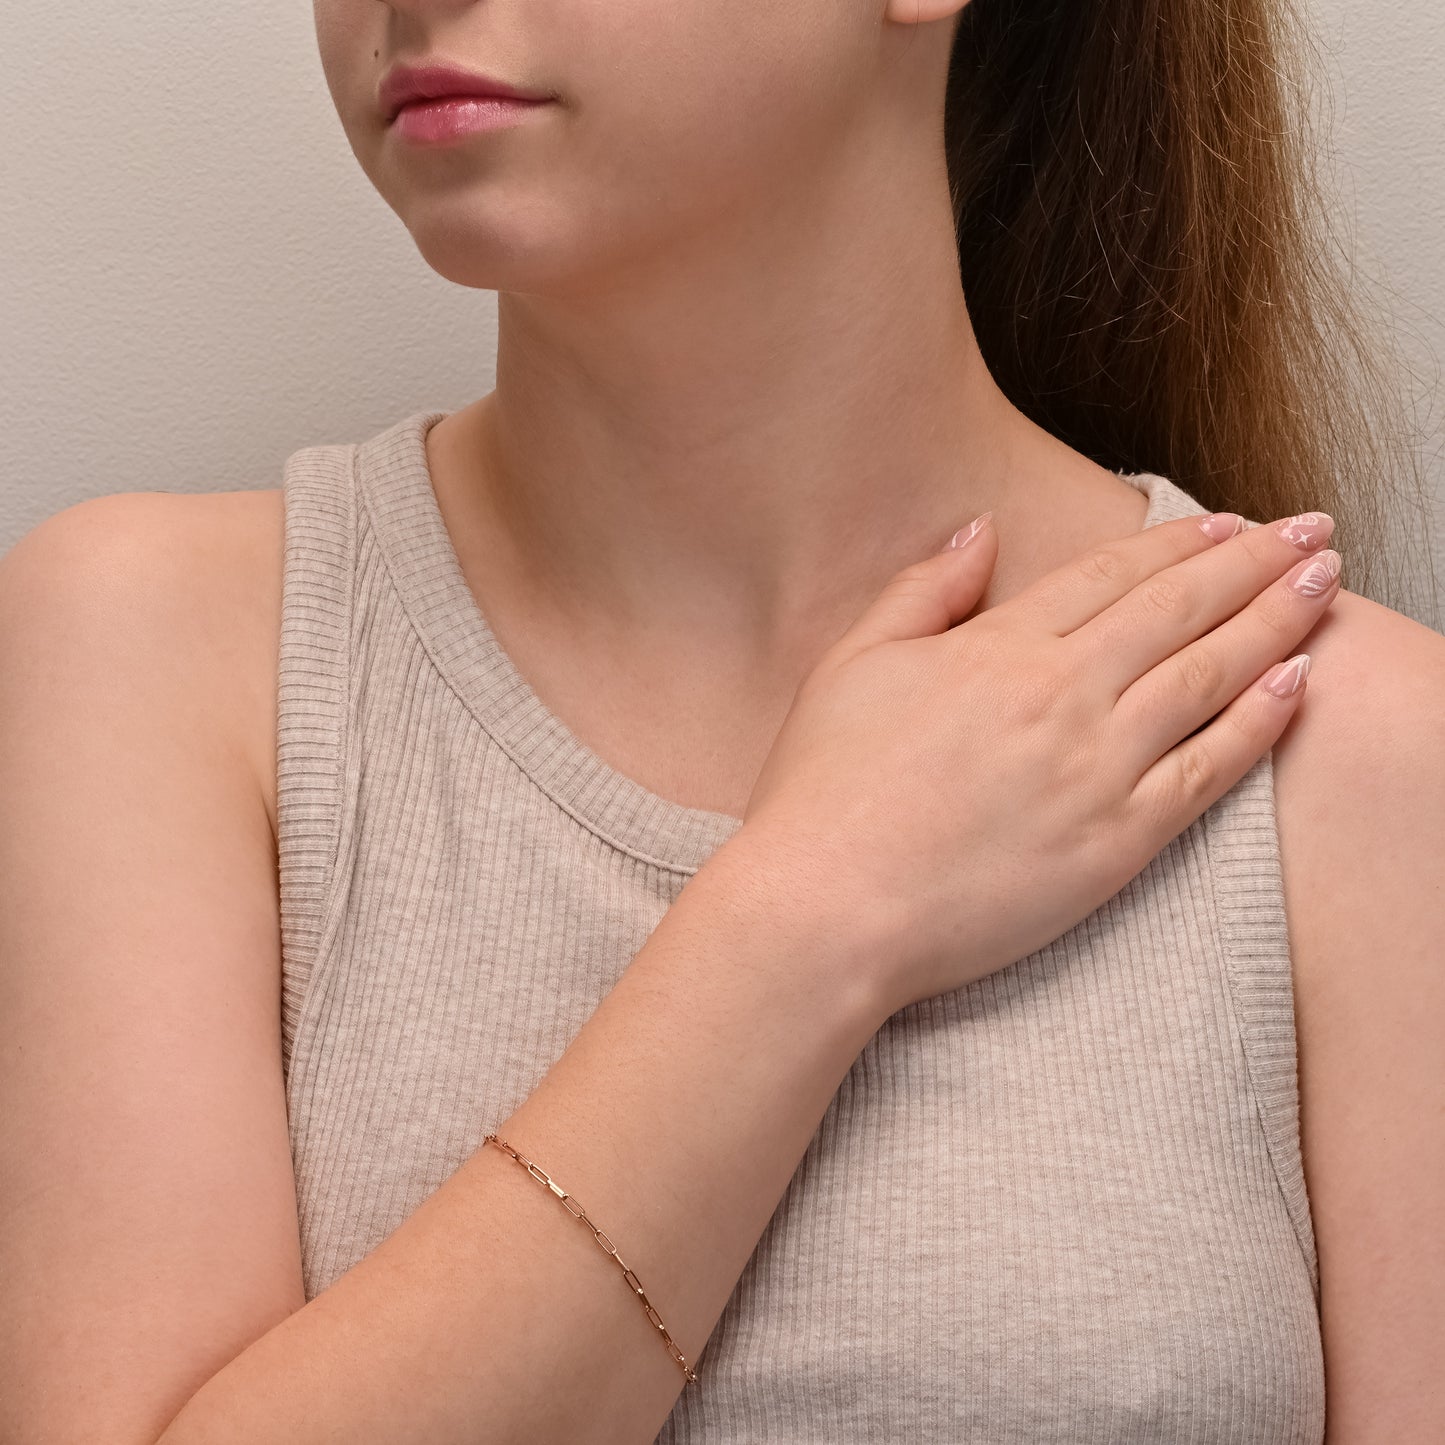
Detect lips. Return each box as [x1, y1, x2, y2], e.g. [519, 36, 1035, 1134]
[379, 61, 555, 123]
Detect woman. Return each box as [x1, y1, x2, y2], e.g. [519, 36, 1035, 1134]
[2, 0, 1442, 1441]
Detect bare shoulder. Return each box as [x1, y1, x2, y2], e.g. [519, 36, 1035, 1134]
[1268, 585, 1445, 1440]
[1271, 585, 1445, 995]
[2, 487, 285, 840]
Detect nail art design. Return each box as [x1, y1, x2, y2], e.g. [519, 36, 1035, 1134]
[947, 512, 993, 550]
[1276, 512, 1334, 550]
[1197, 512, 1247, 541]
[1286, 548, 1342, 597]
[1263, 654, 1312, 697]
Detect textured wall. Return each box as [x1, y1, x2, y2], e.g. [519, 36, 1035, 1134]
[2, 3, 1441, 619]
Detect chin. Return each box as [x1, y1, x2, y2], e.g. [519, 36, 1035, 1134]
[394, 192, 645, 299]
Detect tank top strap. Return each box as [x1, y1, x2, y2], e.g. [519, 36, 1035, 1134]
[1124, 470, 1320, 1301]
[276, 434, 359, 1068]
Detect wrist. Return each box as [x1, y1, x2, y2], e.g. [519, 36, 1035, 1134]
[683, 827, 894, 1043]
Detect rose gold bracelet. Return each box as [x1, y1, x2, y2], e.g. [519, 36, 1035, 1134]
[482, 1132, 700, 1385]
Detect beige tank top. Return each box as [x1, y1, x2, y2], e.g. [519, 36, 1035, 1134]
[276, 408, 1325, 1442]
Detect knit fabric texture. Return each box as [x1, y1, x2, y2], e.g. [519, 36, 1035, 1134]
[276, 408, 1325, 1442]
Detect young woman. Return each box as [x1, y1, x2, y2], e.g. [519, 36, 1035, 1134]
[2, 1, 1442, 1441]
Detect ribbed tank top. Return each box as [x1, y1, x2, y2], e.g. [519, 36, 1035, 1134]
[276, 408, 1325, 1442]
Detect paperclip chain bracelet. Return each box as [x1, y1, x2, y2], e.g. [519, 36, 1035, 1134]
[482, 1132, 700, 1385]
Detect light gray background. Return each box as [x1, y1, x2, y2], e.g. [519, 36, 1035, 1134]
[3, 3, 1442, 621]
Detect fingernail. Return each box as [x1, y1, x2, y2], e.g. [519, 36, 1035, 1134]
[1275, 512, 1335, 550]
[946, 511, 993, 551]
[1285, 549, 1342, 597]
[1197, 512, 1246, 542]
[1262, 654, 1312, 697]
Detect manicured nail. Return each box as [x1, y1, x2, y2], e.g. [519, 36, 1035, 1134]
[1262, 654, 1312, 697]
[1197, 512, 1246, 542]
[946, 511, 993, 551]
[1275, 512, 1335, 550]
[1284, 549, 1342, 597]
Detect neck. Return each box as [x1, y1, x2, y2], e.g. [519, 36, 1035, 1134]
[428, 108, 1135, 670]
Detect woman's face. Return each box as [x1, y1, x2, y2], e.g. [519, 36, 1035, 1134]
[313, 0, 955, 296]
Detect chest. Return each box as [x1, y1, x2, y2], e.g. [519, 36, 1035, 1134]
[280, 717, 1325, 1438]
[464, 603, 795, 823]
[246, 478, 1344, 1055]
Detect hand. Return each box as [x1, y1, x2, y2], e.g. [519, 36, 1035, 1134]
[731, 508, 1340, 1016]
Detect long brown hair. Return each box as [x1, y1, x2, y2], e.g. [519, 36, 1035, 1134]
[945, 0, 1440, 628]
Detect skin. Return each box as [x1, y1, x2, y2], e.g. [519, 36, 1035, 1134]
[1, 0, 1440, 1440]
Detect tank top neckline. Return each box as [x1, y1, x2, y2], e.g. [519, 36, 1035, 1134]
[355, 407, 1176, 875]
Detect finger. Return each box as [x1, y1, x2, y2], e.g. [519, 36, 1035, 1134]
[996, 511, 1244, 637]
[1113, 548, 1342, 765]
[835, 513, 997, 659]
[1074, 511, 1337, 697]
[1127, 649, 1315, 854]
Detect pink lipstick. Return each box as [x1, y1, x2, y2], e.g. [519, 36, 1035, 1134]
[380, 60, 555, 145]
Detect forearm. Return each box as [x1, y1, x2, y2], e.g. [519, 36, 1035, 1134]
[154, 836, 887, 1445]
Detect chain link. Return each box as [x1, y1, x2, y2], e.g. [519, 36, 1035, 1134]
[483, 1133, 700, 1384]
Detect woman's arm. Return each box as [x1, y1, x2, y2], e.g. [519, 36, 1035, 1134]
[0, 495, 312, 1445]
[0, 495, 888, 1445]
[1271, 589, 1445, 1444]
[158, 839, 879, 1445]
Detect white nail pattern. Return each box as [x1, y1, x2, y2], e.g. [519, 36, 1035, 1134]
[1277, 512, 1332, 549]
[1265, 655, 1312, 697]
[948, 512, 993, 549]
[1288, 549, 1341, 598]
